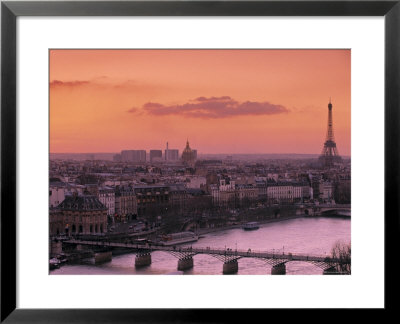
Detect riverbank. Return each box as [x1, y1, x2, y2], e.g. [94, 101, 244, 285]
[196, 214, 305, 237]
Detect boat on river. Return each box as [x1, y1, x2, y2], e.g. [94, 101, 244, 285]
[242, 222, 260, 231]
[49, 258, 61, 270]
[159, 231, 199, 246]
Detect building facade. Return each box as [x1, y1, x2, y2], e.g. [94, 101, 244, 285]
[210, 179, 260, 207]
[134, 184, 170, 217]
[49, 182, 68, 208]
[115, 186, 137, 221]
[98, 186, 115, 216]
[267, 181, 311, 203]
[320, 181, 334, 202]
[165, 149, 179, 161]
[121, 150, 146, 163]
[150, 150, 163, 162]
[235, 184, 258, 204]
[50, 193, 107, 236]
[168, 183, 189, 216]
[165, 142, 179, 161]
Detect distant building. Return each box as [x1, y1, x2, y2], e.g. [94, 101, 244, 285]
[50, 193, 107, 236]
[150, 150, 163, 162]
[85, 184, 99, 196]
[211, 179, 236, 206]
[121, 150, 146, 163]
[255, 181, 267, 201]
[205, 173, 219, 193]
[267, 181, 311, 203]
[165, 149, 179, 161]
[181, 140, 197, 165]
[113, 154, 122, 162]
[210, 178, 259, 207]
[235, 184, 258, 204]
[186, 176, 207, 189]
[164, 142, 179, 161]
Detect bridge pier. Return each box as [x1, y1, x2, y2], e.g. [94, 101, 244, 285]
[223, 260, 238, 274]
[271, 263, 286, 275]
[50, 240, 63, 257]
[94, 251, 112, 264]
[323, 266, 338, 275]
[135, 252, 152, 267]
[177, 257, 194, 271]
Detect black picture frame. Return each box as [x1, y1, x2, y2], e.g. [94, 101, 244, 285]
[1, 0, 399, 322]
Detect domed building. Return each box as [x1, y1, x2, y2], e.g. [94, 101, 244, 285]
[181, 140, 197, 165]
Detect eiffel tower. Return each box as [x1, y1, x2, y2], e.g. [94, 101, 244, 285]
[319, 99, 342, 167]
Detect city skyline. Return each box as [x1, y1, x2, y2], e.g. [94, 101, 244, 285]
[50, 49, 351, 155]
[49, 150, 351, 157]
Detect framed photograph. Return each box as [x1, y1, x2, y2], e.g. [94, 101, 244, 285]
[48, 48, 352, 277]
[1, 0, 399, 322]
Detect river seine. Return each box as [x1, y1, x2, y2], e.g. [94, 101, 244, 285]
[51, 216, 350, 275]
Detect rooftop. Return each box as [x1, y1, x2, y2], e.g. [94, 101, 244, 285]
[57, 194, 106, 211]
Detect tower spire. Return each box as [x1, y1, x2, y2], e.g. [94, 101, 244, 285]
[319, 99, 342, 167]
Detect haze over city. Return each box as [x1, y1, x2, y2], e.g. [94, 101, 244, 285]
[50, 49, 351, 155]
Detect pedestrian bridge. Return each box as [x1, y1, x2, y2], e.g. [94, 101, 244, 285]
[64, 239, 350, 275]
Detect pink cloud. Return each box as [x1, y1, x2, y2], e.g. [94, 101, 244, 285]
[134, 96, 288, 118]
[50, 80, 90, 88]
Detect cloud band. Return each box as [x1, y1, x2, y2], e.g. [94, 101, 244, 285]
[134, 96, 288, 118]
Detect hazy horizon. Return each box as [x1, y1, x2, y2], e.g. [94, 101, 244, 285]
[49, 152, 351, 160]
[50, 151, 322, 155]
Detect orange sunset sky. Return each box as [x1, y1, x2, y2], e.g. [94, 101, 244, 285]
[50, 49, 351, 156]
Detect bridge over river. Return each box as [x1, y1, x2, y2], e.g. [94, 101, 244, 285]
[64, 239, 350, 275]
[298, 204, 351, 217]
